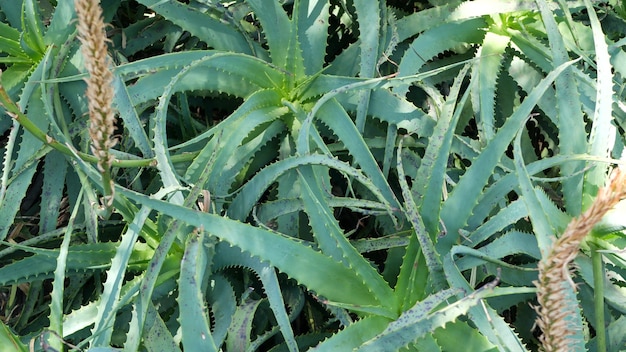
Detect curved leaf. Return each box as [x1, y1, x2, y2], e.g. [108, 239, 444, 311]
[136, 0, 261, 55]
[119, 187, 384, 308]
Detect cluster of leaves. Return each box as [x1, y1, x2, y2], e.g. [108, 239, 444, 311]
[1, 0, 626, 351]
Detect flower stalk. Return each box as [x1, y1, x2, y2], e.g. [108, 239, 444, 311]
[535, 167, 626, 351]
[75, 0, 117, 214]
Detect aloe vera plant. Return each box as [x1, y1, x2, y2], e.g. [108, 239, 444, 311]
[2, 0, 626, 351]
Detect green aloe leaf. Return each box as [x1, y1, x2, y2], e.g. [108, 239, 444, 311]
[582, 0, 616, 208]
[440, 58, 578, 251]
[178, 231, 218, 352]
[119, 187, 383, 309]
[136, 0, 260, 55]
[535, 0, 587, 215]
[0, 321, 28, 352]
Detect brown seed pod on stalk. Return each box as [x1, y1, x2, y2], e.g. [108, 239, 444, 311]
[75, 0, 117, 212]
[535, 167, 626, 351]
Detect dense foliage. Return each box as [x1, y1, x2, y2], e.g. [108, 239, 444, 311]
[2, 0, 626, 351]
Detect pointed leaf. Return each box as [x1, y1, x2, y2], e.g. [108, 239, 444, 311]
[440, 59, 578, 251]
[136, 0, 259, 54]
[179, 231, 218, 352]
[119, 187, 382, 308]
[582, 0, 615, 208]
[295, 0, 330, 75]
[299, 166, 396, 311]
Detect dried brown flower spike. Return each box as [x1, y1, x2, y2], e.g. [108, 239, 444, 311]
[75, 0, 117, 213]
[535, 167, 626, 351]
